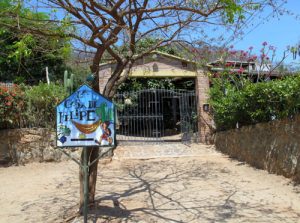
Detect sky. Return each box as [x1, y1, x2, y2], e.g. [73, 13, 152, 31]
[232, 0, 300, 66]
[27, 0, 300, 67]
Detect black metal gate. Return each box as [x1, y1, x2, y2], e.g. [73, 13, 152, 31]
[113, 89, 198, 144]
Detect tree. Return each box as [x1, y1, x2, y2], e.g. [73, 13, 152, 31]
[3, 0, 286, 212]
[0, 0, 71, 84]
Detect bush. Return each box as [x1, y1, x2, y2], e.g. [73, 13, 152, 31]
[0, 83, 67, 129]
[209, 74, 300, 131]
[0, 84, 24, 129]
[23, 83, 67, 128]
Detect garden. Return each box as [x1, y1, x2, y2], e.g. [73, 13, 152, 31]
[209, 74, 300, 131]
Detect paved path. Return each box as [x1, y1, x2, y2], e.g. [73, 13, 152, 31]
[113, 143, 218, 159]
[0, 144, 300, 223]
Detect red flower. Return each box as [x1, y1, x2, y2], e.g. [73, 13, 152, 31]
[5, 102, 11, 106]
[238, 68, 244, 74]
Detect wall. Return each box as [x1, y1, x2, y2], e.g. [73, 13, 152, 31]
[129, 54, 196, 77]
[99, 63, 112, 94]
[0, 128, 79, 165]
[196, 70, 213, 144]
[215, 116, 300, 183]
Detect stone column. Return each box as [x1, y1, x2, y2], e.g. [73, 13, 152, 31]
[196, 69, 213, 144]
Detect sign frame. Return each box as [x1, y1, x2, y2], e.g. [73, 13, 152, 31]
[55, 84, 116, 148]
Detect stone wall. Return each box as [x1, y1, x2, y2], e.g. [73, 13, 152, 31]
[0, 128, 79, 165]
[215, 116, 300, 183]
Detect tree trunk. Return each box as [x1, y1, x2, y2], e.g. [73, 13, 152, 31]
[103, 61, 133, 98]
[79, 49, 103, 212]
[103, 63, 124, 98]
[78, 55, 131, 212]
[79, 147, 99, 212]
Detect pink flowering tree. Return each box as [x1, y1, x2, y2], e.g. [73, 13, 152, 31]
[208, 41, 290, 86]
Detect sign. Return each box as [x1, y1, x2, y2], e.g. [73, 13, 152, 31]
[56, 85, 115, 147]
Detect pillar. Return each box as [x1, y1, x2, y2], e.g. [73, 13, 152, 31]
[196, 69, 213, 144]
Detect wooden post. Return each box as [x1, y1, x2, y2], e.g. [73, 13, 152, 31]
[46, 67, 50, 85]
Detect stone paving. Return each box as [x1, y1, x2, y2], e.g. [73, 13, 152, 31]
[113, 143, 218, 160]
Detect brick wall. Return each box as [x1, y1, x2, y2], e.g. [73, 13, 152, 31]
[196, 70, 213, 144]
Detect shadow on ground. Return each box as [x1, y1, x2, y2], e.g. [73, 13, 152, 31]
[83, 159, 299, 223]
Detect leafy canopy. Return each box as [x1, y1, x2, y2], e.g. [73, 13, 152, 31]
[0, 0, 71, 84]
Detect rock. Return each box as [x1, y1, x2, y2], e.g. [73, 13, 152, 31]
[43, 146, 59, 162]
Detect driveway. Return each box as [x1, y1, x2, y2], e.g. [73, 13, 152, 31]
[0, 144, 299, 222]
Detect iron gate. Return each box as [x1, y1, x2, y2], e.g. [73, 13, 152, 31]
[113, 89, 198, 144]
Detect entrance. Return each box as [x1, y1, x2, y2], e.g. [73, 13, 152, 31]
[113, 89, 198, 144]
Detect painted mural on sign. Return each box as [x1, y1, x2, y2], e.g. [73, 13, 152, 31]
[56, 85, 115, 147]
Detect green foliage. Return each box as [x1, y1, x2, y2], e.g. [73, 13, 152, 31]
[113, 38, 181, 60]
[0, 0, 71, 84]
[118, 78, 175, 92]
[210, 74, 300, 131]
[24, 83, 67, 128]
[219, 0, 245, 23]
[0, 83, 67, 129]
[63, 70, 74, 94]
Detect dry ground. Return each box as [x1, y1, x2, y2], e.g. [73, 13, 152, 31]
[0, 144, 300, 223]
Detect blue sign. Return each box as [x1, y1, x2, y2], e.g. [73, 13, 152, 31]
[56, 85, 115, 147]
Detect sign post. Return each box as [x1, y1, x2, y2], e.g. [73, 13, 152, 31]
[83, 147, 88, 223]
[56, 85, 116, 223]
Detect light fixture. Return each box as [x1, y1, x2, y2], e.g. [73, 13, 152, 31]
[203, 103, 210, 112]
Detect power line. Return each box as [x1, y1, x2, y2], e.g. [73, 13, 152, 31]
[228, 1, 286, 47]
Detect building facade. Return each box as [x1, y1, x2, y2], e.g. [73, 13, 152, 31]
[98, 51, 212, 144]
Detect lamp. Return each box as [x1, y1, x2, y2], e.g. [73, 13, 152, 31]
[203, 103, 210, 112]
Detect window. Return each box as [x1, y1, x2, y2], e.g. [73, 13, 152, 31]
[182, 61, 188, 68]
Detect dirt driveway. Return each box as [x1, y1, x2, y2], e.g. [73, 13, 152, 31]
[0, 144, 300, 223]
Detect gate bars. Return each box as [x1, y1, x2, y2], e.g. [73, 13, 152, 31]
[113, 89, 198, 144]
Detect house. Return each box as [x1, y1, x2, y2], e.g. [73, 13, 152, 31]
[207, 59, 285, 79]
[98, 51, 212, 144]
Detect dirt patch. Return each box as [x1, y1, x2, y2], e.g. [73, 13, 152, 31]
[0, 145, 300, 222]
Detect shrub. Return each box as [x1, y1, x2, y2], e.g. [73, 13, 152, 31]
[0, 83, 67, 129]
[0, 84, 24, 129]
[209, 74, 300, 131]
[23, 83, 67, 128]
